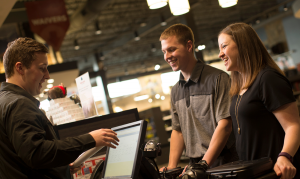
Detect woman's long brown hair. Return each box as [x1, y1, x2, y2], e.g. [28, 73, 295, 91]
[219, 22, 284, 96]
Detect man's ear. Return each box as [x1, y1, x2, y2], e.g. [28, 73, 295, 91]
[15, 62, 25, 75]
[186, 40, 193, 52]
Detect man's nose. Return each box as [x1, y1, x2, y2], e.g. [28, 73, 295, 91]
[165, 52, 171, 60]
[44, 69, 50, 79]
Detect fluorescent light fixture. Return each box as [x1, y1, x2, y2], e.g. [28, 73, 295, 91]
[169, 0, 190, 16]
[218, 0, 238, 8]
[154, 64, 160, 70]
[197, 45, 206, 51]
[148, 98, 153, 103]
[155, 94, 160, 99]
[134, 95, 149, 101]
[161, 96, 165, 100]
[107, 79, 141, 98]
[47, 84, 53, 88]
[114, 106, 123, 112]
[47, 79, 54, 83]
[147, 0, 168, 9]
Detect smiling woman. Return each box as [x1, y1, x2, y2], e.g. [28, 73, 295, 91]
[218, 22, 300, 179]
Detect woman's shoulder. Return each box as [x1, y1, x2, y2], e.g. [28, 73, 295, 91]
[258, 66, 285, 81]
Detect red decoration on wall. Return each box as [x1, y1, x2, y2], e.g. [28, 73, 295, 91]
[25, 0, 69, 51]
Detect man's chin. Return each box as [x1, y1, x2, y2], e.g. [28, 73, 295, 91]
[171, 67, 179, 71]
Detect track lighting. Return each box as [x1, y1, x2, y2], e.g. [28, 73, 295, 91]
[95, 21, 102, 35]
[147, 0, 167, 9]
[74, 39, 80, 50]
[218, 0, 238, 8]
[160, 15, 167, 26]
[151, 44, 157, 52]
[169, 0, 190, 16]
[134, 31, 140, 41]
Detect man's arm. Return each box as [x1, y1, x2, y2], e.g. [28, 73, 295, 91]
[202, 118, 232, 166]
[160, 129, 185, 171]
[168, 129, 185, 168]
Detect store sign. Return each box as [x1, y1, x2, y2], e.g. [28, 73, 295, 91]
[75, 72, 98, 118]
[25, 0, 69, 51]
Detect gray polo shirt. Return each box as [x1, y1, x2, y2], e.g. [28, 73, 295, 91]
[171, 61, 235, 158]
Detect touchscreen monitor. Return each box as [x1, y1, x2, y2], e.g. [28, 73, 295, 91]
[102, 120, 147, 179]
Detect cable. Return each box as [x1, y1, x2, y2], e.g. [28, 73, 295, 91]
[149, 158, 161, 179]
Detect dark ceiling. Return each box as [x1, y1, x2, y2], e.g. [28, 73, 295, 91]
[0, 0, 295, 83]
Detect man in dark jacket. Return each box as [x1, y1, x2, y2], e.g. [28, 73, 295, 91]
[0, 37, 119, 179]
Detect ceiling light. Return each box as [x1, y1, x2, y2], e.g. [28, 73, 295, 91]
[161, 96, 165, 100]
[114, 106, 123, 112]
[197, 45, 206, 51]
[95, 21, 102, 35]
[155, 94, 160, 99]
[44, 89, 49, 92]
[151, 43, 157, 52]
[169, 0, 190, 16]
[124, 68, 129, 75]
[74, 39, 80, 50]
[218, 0, 238, 8]
[195, 48, 199, 52]
[283, 5, 288, 11]
[134, 95, 149, 101]
[47, 79, 54, 83]
[148, 98, 153, 103]
[140, 22, 147, 27]
[99, 52, 105, 60]
[47, 84, 53, 88]
[154, 64, 160, 70]
[160, 15, 167, 26]
[147, 0, 168, 9]
[134, 31, 140, 41]
[39, 93, 44, 98]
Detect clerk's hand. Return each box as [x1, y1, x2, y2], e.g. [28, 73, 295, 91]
[89, 129, 119, 148]
[69, 163, 83, 175]
[274, 156, 296, 179]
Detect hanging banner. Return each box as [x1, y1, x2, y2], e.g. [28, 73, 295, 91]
[25, 0, 69, 51]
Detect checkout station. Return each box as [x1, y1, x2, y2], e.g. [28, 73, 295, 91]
[53, 108, 280, 179]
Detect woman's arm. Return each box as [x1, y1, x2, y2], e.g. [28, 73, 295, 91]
[273, 101, 300, 179]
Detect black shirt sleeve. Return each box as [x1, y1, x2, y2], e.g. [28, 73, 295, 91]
[259, 69, 295, 112]
[6, 98, 95, 169]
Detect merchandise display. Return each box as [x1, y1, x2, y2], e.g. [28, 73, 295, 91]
[47, 97, 84, 125]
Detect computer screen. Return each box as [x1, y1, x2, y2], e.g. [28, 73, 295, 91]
[102, 120, 147, 179]
[54, 108, 140, 156]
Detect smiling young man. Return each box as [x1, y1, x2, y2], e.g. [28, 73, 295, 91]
[0, 38, 119, 179]
[159, 24, 238, 174]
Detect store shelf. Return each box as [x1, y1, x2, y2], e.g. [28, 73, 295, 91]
[165, 126, 172, 131]
[163, 115, 172, 121]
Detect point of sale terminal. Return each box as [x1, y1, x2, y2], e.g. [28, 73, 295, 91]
[74, 119, 279, 179]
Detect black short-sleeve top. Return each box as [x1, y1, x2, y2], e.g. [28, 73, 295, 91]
[230, 66, 300, 167]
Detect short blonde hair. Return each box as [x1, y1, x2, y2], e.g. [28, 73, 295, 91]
[160, 23, 195, 53]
